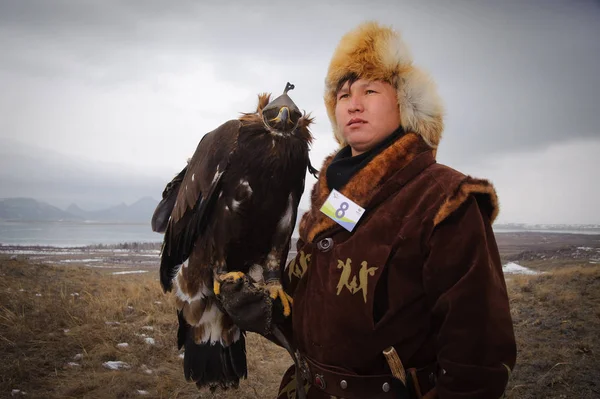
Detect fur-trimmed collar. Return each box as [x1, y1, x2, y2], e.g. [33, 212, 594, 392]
[300, 132, 432, 242]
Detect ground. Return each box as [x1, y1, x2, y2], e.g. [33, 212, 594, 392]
[0, 233, 599, 398]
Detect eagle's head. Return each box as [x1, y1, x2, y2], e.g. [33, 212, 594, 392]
[239, 83, 314, 144]
[261, 83, 303, 135]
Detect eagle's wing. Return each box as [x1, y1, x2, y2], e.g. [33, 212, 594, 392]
[151, 165, 187, 233]
[159, 119, 241, 291]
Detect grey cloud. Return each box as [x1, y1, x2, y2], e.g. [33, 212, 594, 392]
[2, 0, 598, 154]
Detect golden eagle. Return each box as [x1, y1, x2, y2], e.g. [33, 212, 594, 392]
[152, 83, 314, 391]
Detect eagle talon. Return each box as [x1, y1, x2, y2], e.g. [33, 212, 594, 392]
[213, 271, 246, 295]
[267, 282, 293, 317]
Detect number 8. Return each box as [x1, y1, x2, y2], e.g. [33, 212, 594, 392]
[336, 202, 349, 218]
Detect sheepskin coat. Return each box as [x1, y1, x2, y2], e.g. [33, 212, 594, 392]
[277, 132, 516, 399]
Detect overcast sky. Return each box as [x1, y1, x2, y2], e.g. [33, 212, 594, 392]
[0, 0, 598, 224]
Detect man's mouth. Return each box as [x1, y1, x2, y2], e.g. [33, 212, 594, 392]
[347, 118, 367, 126]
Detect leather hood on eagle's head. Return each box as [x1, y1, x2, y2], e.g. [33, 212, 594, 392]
[239, 82, 313, 140]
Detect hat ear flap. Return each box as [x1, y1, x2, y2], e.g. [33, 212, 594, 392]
[398, 68, 444, 149]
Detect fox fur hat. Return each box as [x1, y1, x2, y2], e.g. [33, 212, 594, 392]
[324, 21, 444, 150]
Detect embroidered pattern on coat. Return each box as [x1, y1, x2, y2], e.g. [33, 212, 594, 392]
[336, 258, 378, 302]
[278, 372, 311, 399]
[287, 251, 310, 281]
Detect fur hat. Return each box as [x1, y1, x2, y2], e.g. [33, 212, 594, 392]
[324, 21, 444, 149]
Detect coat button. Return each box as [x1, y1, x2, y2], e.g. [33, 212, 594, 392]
[316, 237, 333, 252]
[382, 382, 390, 392]
[340, 380, 347, 389]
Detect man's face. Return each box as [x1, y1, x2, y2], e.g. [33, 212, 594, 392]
[335, 79, 401, 156]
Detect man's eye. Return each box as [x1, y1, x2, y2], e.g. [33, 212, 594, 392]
[338, 93, 349, 100]
[366, 90, 377, 94]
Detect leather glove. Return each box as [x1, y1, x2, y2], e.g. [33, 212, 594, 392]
[215, 274, 287, 336]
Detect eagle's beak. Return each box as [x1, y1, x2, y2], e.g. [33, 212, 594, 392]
[269, 106, 290, 125]
[278, 107, 289, 124]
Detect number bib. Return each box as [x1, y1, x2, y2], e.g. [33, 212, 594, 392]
[320, 189, 365, 232]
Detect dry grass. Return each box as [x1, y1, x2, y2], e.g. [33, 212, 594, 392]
[505, 264, 600, 398]
[2, 255, 600, 398]
[0, 256, 290, 399]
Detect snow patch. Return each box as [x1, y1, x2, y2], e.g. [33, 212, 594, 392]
[67, 362, 80, 367]
[112, 270, 148, 275]
[117, 343, 129, 349]
[140, 364, 153, 374]
[503, 262, 541, 275]
[102, 361, 131, 370]
[141, 326, 154, 331]
[137, 390, 149, 396]
[144, 337, 155, 345]
[105, 321, 121, 326]
[73, 353, 83, 361]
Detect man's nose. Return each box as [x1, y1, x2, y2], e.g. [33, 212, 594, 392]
[348, 95, 364, 113]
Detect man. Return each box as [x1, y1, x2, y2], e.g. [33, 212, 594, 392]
[224, 21, 517, 399]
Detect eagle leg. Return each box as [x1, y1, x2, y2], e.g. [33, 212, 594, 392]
[266, 282, 293, 317]
[213, 271, 246, 295]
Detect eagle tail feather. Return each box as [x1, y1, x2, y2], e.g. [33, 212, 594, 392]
[227, 331, 248, 378]
[178, 310, 247, 389]
[182, 332, 247, 390]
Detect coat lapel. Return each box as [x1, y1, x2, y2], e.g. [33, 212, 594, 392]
[300, 133, 434, 243]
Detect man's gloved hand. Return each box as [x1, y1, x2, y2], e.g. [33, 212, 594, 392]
[215, 274, 288, 336]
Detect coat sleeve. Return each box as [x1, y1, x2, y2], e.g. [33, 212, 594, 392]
[423, 195, 516, 399]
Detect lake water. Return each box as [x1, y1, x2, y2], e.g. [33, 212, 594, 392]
[0, 221, 162, 247]
[1, 221, 598, 248]
[493, 228, 600, 235]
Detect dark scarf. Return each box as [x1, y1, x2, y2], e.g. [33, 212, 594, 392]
[326, 125, 405, 191]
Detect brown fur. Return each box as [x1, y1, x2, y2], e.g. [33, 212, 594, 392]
[433, 178, 500, 227]
[302, 133, 429, 242]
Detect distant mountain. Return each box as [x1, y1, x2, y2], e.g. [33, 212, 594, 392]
[0, 137, 171, 211]
[67, 197, 159, 223]
[0, 197, 158, 223]
[65, 203, 87, 218]
[0, 198, 83, 222]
